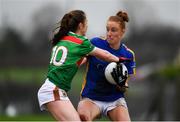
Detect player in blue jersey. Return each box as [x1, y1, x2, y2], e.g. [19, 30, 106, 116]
[77, 11, 136, 121]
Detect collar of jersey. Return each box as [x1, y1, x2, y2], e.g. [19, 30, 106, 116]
[68, 31, 83, 38]
[106, 41, 123, 52]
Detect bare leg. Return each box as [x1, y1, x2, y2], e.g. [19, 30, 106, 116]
[46, 100, 81, 121]
[108, 105, 131, 122]
[77, 99, 100, 121]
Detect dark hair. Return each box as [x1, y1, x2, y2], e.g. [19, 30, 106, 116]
[51, 10, 86, 46]
[108, 11, 129, 29]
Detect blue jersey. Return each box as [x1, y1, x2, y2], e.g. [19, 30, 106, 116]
[81, 37, 136, 101]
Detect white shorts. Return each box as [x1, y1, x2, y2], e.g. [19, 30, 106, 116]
[81, 97, 128, 116]
[37, 78, 69, 111]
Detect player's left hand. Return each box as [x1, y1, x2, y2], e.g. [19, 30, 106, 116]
[111, 63, 128, 87]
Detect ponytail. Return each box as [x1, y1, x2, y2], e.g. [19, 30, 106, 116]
[51, 10, 86, 46]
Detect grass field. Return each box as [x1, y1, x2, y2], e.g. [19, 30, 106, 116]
[0, 66, 47, 84]
[0, 66, 85, 85]
[0, 114, 109, 121]
[0, 114, 54, 121]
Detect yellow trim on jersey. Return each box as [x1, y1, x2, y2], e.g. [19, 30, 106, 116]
[80, 61, 89, 95]
[123, 44, 136, 75]
[99, 36, 106, 40]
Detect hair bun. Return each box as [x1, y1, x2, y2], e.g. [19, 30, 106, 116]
[116, 11, 129, 22]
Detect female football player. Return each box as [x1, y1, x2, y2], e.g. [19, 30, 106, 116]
[77, 10, 136, 121]
[37, 10, 121, 121]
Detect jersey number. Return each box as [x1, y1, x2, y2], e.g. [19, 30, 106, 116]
[50, 46, 68, 66]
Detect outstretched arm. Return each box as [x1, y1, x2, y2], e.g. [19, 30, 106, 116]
[89, 47, 119, 62]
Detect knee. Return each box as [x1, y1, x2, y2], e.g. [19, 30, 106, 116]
[79, 114, 89, 121]
[78, 110, 91, 121]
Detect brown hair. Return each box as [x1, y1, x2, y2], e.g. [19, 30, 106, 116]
[51, 10, 86, 46]
[108, 11, 129, 29]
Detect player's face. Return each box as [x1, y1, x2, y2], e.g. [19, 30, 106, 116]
[106, 21, 125, 46]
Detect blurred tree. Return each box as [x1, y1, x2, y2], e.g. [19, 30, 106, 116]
[127, 26, 180, 66]
[123, 0, 180, 66]
[0, 27, 27, 56]
[0, 27, 29, 66]
[27, 4, 62, 66]
[29, 4, 62, 53]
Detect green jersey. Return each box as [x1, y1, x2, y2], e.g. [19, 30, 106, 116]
[47, 32, 95, 92]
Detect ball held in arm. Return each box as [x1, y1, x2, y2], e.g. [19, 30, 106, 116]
[105, 62, 128, 87]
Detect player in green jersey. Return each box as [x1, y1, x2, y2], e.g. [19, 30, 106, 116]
[37, 10, 120, 121]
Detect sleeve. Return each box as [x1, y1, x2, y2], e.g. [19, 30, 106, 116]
[126, 51, 136, 75]
[128, 59, 136, 75]
[78, 38, 95, 56]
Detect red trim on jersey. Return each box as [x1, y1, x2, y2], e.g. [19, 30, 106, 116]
[119, 57, 132, 62]
[62, 36, 83, 44]
[53, 87, 60, 100]
[77, 57, 84, 66]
